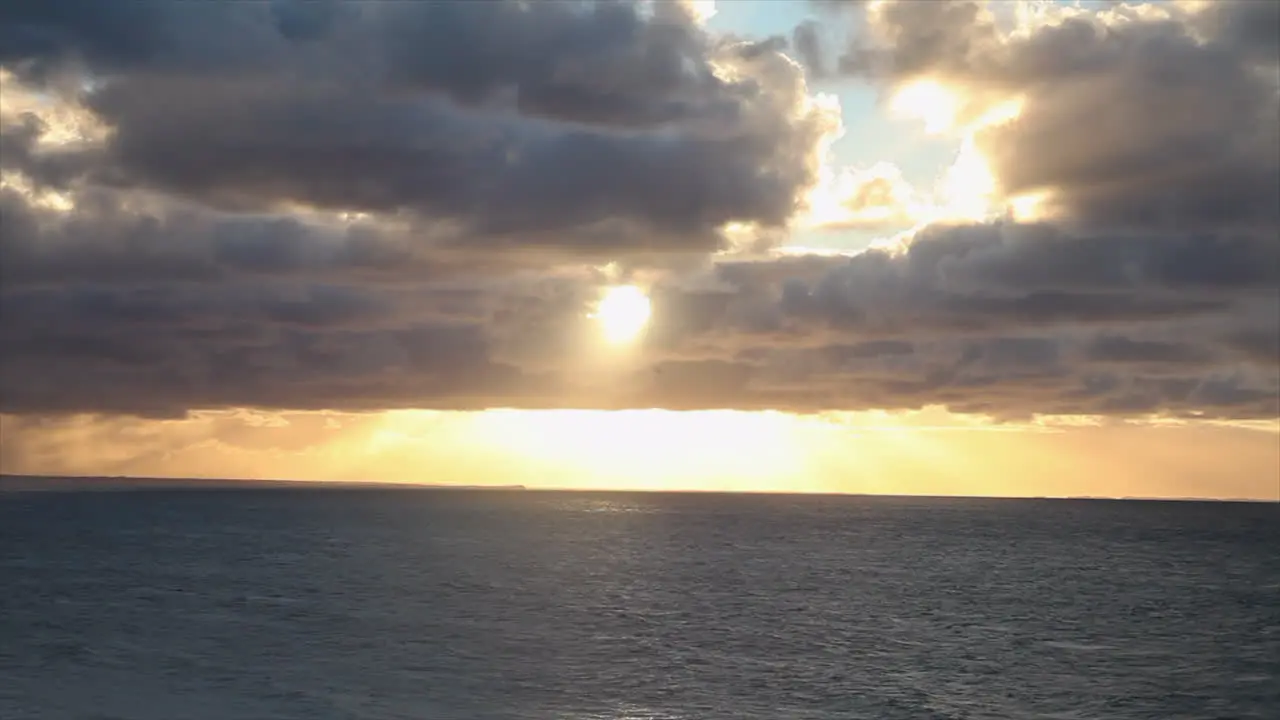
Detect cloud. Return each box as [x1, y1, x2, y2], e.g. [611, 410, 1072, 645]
[0, 0, 1275, 424]
[792, 20, 828, 79]
[2, 208, 1274, 419]
[806, 162, 924, 231]
[0, 183, 547, 287]
[1, 1, 839, 254]
[838, 0, 1280, 232]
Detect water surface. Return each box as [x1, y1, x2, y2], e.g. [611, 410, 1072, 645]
[2, 488, 1277, 719]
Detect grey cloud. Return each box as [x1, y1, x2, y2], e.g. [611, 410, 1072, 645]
[837, 0, 1000, 78]
[375, 0, 735, 127]
[0, 186, 495, 286]
[822, 340, 915, 361]
[633, 219, 1276, 418]
[0, 0, 172, 69]
[2, 1, 833, 255]
[271, 0, 346, 43]
[978, 19, 1280, 232]
[1224, 329, 1280, 367]
[1, 261, 1274, 419]
[734, 331, 1275, 421]
[1192, 0, 1280, 63]
[1, 0, 758, 129]
[0, 284, 532, 417]
[0, 110, 95, 188]
[903, 222, 1280, 295]
[1084, 336, 1213, 367]
[0, 0, 292, 80]
[792, 21, 827, 78]
[766, 222, 1269, 340]
[1, 181, 728, 289]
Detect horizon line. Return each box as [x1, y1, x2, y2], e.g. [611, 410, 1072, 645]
[2, 474, 1276, 505]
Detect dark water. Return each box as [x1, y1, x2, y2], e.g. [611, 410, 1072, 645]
[2, 489, 1278, 720]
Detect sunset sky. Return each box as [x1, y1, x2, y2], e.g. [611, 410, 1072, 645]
[1, 0, 1276, 499]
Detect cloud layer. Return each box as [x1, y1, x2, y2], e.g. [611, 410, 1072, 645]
[1, 0, 1276, 421]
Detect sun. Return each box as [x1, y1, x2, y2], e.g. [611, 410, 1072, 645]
[595, 285, 651, 344]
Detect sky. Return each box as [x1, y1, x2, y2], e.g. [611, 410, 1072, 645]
[0, 0, 1277, 499]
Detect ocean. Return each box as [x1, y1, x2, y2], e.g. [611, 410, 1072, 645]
[2, 486, 1277, 719]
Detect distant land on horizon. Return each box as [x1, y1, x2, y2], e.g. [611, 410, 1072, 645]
[1, 475, 1274, 504]
[0, 475, 527, 493]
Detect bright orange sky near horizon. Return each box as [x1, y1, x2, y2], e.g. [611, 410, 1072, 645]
[3, 408, 1277, 501]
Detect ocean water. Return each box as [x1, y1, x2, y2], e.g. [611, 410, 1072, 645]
[1, 488, 1277, 720]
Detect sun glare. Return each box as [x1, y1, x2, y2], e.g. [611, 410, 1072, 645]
[890, 80, 959, 135]
[595, 285, 652, 344]
[687, 0, 717, 24]
[936, 137, 999, 221]
[468, 409, 810, 491]
[1008, 191, 1050, 221]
